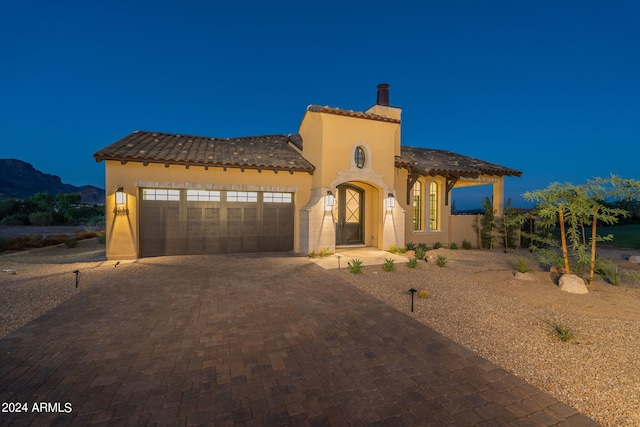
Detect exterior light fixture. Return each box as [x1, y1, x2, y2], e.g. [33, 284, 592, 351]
[387, 193, 395, 210]
[114, 186, 129, 215]
[325, 190, 335, 210]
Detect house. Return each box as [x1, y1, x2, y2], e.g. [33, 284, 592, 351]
[94, 84, 521, 259]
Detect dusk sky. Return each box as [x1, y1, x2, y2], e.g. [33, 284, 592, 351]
[2, 1, 638, 209]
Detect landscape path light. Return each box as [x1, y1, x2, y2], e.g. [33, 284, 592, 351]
[408, 287, 417, 312]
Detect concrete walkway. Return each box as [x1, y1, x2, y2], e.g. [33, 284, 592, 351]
[0, 253, 597, 426]
[308, 247, 409, 270]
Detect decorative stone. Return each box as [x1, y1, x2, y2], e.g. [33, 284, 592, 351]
[629, 256, 640, 264]
[558, 274, 588, 294]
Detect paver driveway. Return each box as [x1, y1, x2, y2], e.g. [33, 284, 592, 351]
[0, 253, 597, 426]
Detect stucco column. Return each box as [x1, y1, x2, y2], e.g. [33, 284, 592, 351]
[492, 177, 505, 217]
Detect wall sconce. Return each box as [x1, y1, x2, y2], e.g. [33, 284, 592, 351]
[387, 193, 395, 210]
[325, 190, 335, 210]
[114, 186, 129, 215]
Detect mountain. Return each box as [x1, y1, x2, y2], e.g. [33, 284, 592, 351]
[0, 159, 105, 204]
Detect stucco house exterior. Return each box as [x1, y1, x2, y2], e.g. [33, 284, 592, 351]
[94, 84, 521, 259]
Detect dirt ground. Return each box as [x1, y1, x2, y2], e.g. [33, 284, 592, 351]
[465, 246, 640, 322]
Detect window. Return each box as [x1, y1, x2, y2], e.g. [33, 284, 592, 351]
[187, 190, 220, 201]
[142, 189, 180, 201]
[263, 192, 292, 203]
[354, 146, 366, 169]
[412, 181, 422, 231]
[429, 182, 439, 230]
[227, 191, 258, 202]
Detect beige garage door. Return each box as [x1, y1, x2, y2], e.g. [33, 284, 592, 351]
[140, 189, 294, 257]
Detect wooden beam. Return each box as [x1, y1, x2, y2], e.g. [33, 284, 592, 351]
[445, 177, 459, 206]
[406, 171, 421, 205]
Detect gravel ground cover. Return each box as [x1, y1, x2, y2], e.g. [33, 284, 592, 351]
[1, 242, 639, 426]
[330, 247, 640, 427]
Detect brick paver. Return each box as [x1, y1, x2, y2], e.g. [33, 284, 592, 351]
[0, 253, 598, 426]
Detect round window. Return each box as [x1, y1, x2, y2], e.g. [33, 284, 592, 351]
[354, 146, 366, 169]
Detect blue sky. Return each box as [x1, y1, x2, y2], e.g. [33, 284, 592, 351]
[1, 1, 639, 209]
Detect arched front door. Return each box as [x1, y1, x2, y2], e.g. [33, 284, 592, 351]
[335, 184, 364, 245]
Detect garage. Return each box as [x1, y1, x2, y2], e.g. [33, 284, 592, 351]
[140, 188, 294, 257]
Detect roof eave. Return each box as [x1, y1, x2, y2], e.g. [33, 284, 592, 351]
[94, 156, 315, 174]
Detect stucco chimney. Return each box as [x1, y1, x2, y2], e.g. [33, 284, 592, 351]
[376, 83, 390, 106]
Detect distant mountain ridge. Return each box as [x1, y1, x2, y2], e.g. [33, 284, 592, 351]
[0, 159, 105, 204]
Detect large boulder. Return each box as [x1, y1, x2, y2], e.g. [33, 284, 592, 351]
[558, 274, 588, 294]
[629, 256, 640, 264]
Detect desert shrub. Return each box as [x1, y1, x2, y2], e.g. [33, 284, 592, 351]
[405, 242, 416, 251]
[1, 213, 30, 225]
[516, 257, 528, 273]
[416, 242, 428, 252]
[97, 233, 106, 244]
[42, 237, 65, 246]
[550, 321, 574, 342]
[433, 242, 442, 249]
[7, 234, 44, 250]
[64, 238, 79, 248]
[75, 231, 99, 240]
[407, 257, 418, 268]
[348, 259, 364, 274]
[418, 289, 431, 299]
[388, 245, 406, 254]
[382, 258, 396, 272]
[436, 255, 447, 267]
[414, 247, 426, 261]
[462, 239, 472, 250]
[29, 212, 53, 226]
[449, 242, 458, 250]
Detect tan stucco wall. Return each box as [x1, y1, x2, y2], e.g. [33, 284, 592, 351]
[297, 110, 404, 253]
[104, 160, 312, 259]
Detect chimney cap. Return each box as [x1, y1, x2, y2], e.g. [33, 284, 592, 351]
[376, 83, 390, 106]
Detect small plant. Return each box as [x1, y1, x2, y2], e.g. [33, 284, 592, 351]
[308, 250, 317, 258]
[319, 247, 333, 257]
[405, 242, 416, 251]
[462, 239, 472, 250]
[433, 242, 442, 249]
[382, 258, 396, 272]
[348, 259, 364, 274]
[436, 255, 447, 267]
[608, 266, 620, 286]
[414, 247, 426, 261]
[449, 242, 458, 250]
[550, 321, 574, 342]
[516, 257, 528, 273]
[388, 245, 406, 254]
[407, 257, 418, 268]
[97, 234, 107, 244]
[416, 242, 428, 252]
[418, 289, 431, 299]
[64, 238, 79, 248]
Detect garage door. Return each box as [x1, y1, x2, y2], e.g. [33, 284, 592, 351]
[140, 189, 294, 257]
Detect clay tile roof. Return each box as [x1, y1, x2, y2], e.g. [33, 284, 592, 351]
[397, 146, 522, 178]
[306, 105, 401, 123]
[94, 131, 315, 174]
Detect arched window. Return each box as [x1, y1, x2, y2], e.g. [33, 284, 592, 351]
[412, 181, 423, 231]
[429, 181, 439, 231]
